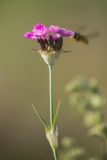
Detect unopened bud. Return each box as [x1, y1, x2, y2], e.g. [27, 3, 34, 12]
[46, 127, 58, 148]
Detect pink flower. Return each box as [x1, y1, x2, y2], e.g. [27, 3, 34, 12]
[24, 23, 76, 66]
[24, 23, 75, 52]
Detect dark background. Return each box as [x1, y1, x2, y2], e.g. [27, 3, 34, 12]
[0, 0, 107, 159]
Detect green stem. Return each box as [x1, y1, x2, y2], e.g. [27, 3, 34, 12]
[53, 148, 58, 160]
[48, 65, 58, 160]
[48, 65, 54, 127]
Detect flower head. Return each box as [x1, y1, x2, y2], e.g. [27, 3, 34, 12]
[24, 23, 75, 66]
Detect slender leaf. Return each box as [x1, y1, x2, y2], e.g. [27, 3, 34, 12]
[52, 100, 61, 128]
[31, 103, 48, 128]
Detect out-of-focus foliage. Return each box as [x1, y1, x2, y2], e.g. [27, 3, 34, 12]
[59, 137, 86, 160]
[65, 77, 107, 139]
[60, 77, 107, 160]
[59, 137, 99, 160]
[66, 77, 104, 112]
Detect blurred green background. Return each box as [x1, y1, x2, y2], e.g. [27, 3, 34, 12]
[0, 0, 107, 159]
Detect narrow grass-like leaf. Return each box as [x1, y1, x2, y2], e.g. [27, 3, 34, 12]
[52, 100, 61, 128]
[31, 103, 48, 128]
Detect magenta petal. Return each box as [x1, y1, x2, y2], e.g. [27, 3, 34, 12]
[33, 23, 48, 37]
[24, 32, 37, 40]
[49, 25, 75, 37]
[49, 25, 59, 33]
[58, 28, 75, 37]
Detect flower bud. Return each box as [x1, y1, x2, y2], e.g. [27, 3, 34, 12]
[46, 127, 58, 148]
